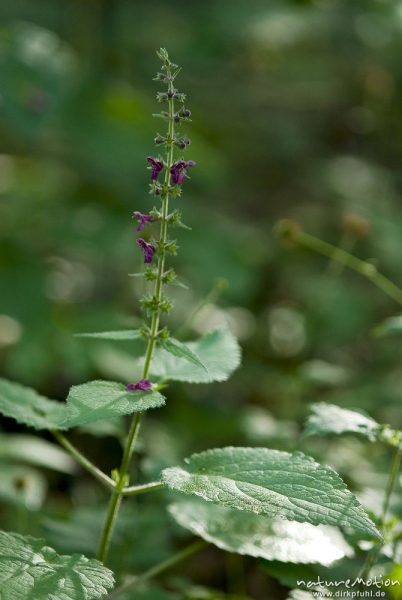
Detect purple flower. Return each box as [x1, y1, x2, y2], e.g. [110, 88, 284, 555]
[132, 211, 154, 232]
[126, 379, 152, 392]
[136, 238, 156, 263]
[170, 160, 196, 185]
[147, 156, 164, 181]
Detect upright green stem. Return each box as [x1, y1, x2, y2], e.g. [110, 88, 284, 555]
[97, 69, 176, 563]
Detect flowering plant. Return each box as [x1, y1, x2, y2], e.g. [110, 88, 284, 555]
[0, 49, 397, 600]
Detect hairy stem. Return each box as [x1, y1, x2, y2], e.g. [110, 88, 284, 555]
[51, 429, 115, 491]
[106, 540, 207, 598]
[297, 230, 402, 306]
[122, 480, 163, 496]
[97, 69, 176, 564]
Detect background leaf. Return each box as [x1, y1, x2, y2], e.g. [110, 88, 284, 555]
[169, 498, 353, 565]
[0, 378, 67, 431]
[0, 465, 47, 510]
[303, 403, 380, 441]
[162, 447, 381, 540]
[0, 434, 76, 473]
[149, 325, 241, 383]
[0, 530, 114, 599]
[61, 380, 165, 428]
[373, 315, 402, 338]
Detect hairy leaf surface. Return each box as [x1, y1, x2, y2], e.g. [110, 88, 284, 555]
[0, 530, 114, 599]
[149, 325, 241, 383]
[0, 378, 67, 431]
[162, 447, 381, 540]
[169, 499, 353, 565]
[61, 380, 165, 428]
[303, 403, 380, 441]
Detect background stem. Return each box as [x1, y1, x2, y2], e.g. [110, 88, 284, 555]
[298, 230, 402, 306]
[107, 540, 207, 598]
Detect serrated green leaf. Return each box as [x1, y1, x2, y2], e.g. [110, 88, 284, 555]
[0, 378, 68, 431]
[162, 447, 381, 540]
[0, 530, 114, 599]
[303, 403, 380, 441]
[61, 380, 165, 428]
[161, 337, 208, 372]
[148, 325, 241, 383]
[76, 330, 143, 340]
[169, 499, 353, 565]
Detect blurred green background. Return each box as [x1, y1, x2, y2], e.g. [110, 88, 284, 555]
[1, 0, 402, 597]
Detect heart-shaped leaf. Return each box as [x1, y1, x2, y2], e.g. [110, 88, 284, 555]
[162, 447, 381, 540]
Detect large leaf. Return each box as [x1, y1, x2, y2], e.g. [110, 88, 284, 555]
[0, 378, 67, 431]
[61, 380, 165, 428]
[162, 447, 381, 540]
[148, 325, 241, 383]
[169, 499, 353, 565]
[0, 530, 114, 599]
[161, 337, 208, 372]
[303, 403, 380, 441]
[76, 330, 143, 341]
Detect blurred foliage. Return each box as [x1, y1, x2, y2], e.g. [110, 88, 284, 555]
[1, 0, 402, 598]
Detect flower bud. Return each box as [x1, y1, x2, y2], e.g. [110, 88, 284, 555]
[342, 212, 371, 239]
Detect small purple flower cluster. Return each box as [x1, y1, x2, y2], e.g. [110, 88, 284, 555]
[145, 156, 196, 186]
[170, 159, 196, 185]
[126, 379, 152, 392]
[134, 155, 195, 264]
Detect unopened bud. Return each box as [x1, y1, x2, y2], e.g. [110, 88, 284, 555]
[274, 219, 302, 245]
[342, 212, 370, 238]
